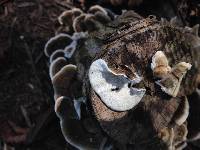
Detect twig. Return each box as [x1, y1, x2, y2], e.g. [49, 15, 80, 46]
[21, 39, 42, 89]
[26, 108, 54, 144]
[20, 106, 32, 128]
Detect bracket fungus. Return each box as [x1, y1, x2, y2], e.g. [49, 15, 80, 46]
[44, 7, 200, 149]
[89, 59, 146, 111]
[88, 5, 108, 16]
[55, 96, 106, 150]
[49, 57, 69, 79]
[52, 64, 78, 99]
[58, 8, 83, 26]
[44, 33, 72, 57]
[49, 49, 65, 63]
[57, 5, 113, 33]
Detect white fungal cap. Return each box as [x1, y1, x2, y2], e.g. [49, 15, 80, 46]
[89, 59, 146, 111]
[151, 51, 171, 78]
[151, 51, 169, 70]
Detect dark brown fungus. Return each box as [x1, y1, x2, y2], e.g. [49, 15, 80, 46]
[44, 33, 72, 57]
[49, 57, 68, 79]
[55, 96, 106, 150]
[88, 5, 108, 16]
[73, 14, 87, 32]
[52, 64, 78, 99]
[49, 49, 65, 63]
[58, 8, 83, 26]
[93, 11, 111, 23]
[88, 5, 112, 23]
[84, 14, 100, 31]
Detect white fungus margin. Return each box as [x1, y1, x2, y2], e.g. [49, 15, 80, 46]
[89, 59, 146, 111]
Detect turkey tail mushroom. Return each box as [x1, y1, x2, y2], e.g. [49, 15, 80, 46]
[55, 96, 105, 150]
[52, 64, 79, 99]
[44, 33, 72, 57]
[49, 57, 69, 79]
[49, 50, 65, 63]
[58, 8, 83, 26]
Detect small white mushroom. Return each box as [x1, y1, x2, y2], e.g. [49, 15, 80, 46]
[151, 51, 171, 78]
[89, 59, 146, 111]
